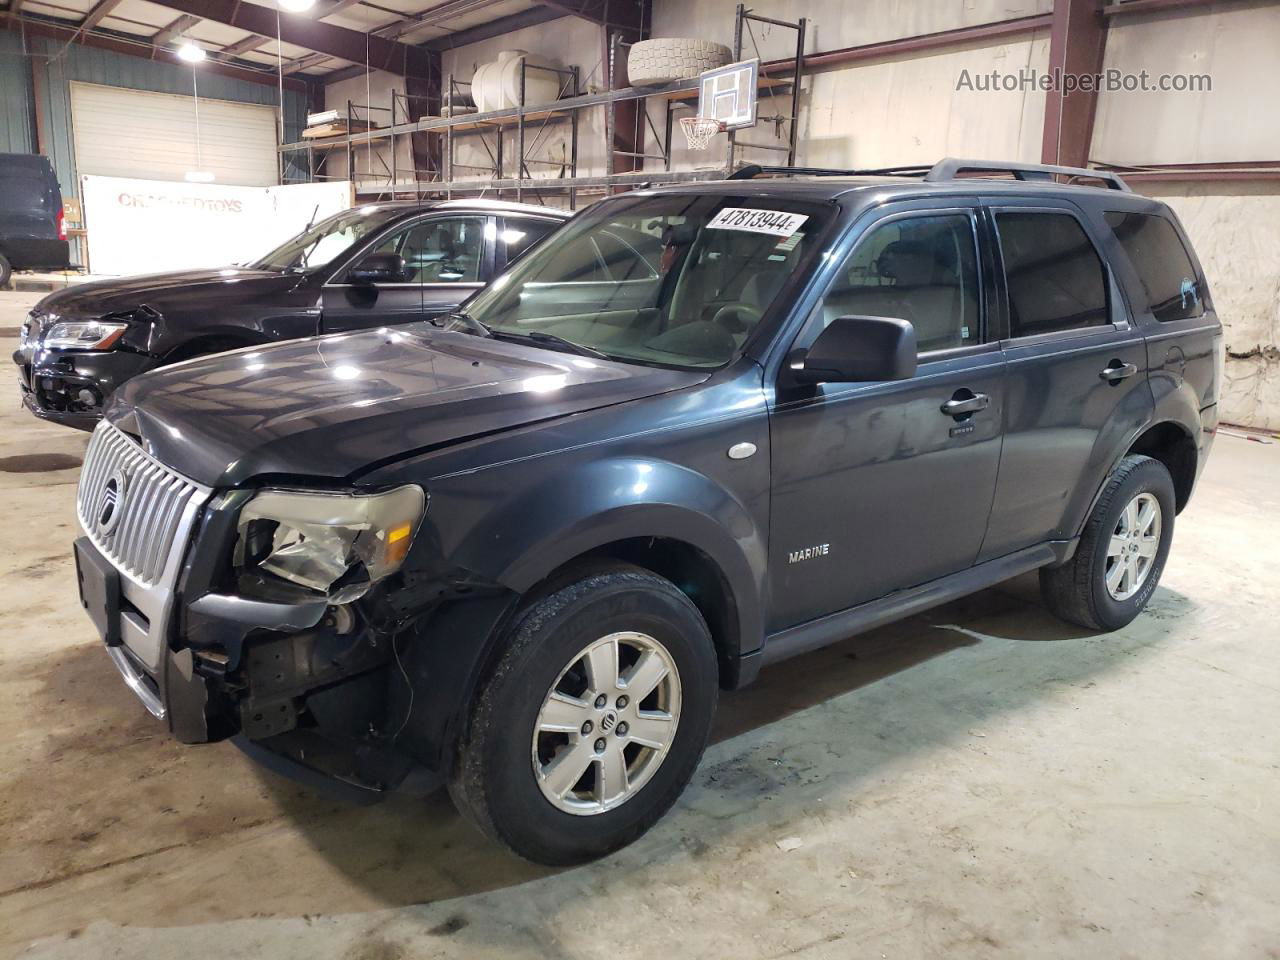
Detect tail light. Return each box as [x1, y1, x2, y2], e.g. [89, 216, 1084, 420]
[57, 206, 66, 241]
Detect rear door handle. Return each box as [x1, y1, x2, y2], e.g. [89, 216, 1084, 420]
[1100, 361, 1138, 383]
[941, 393, 990, 417]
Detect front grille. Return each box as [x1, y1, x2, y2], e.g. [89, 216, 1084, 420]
[76, 422, 210, 586]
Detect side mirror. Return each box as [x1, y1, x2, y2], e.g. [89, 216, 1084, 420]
[348, 252, 407, 285]
[789, 315, 917, 385]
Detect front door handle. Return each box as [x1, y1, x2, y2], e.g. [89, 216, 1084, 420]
[1100, 360, 1138, 383]
[941, 393, 990, 417]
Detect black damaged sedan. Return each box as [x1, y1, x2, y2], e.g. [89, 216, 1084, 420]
[13, 199, 567, 428]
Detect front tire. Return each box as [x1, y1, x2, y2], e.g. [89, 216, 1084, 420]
[449, 565, 718, 865]
[0, 252, 12, 288]
[1040, 454, 1176, 631]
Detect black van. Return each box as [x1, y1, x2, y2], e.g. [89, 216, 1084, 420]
[0, 153, 71, 286]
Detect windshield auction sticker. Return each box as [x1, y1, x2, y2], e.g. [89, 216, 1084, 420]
[706, 207, 809, 237]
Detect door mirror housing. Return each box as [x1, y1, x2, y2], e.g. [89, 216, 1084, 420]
[789, 315, 917, 385]
[348, 252, 408, 285]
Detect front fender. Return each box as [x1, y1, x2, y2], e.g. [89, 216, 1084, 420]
[433, 455, 769, 657]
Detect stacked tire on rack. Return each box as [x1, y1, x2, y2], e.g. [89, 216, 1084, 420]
[627, 39, 733, 87]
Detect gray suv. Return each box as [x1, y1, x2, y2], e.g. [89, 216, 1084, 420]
[71, 159, 1221, 865]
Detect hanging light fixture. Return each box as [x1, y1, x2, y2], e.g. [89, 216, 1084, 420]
[176, 41, 206, 62]
[184, 52, 215, 183]
[278, 0, 316, 11]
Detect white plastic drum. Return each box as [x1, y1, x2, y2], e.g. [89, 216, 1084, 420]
[472, 49, 560, 112]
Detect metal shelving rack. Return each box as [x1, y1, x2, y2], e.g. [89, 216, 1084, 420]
[278, 5, 807, 205]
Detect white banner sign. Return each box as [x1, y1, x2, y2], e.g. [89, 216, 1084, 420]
[80, 176, 353, 276]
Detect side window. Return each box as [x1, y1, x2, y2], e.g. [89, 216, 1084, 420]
[501, 218, 559, 266]
[818, 213, 981, 354]
[995, 212, 1108, 336]
[371, 216, 484, 283]
[1103, 211, 1204, 322]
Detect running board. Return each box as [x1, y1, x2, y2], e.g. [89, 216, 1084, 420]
[759, 542, 1065, 667]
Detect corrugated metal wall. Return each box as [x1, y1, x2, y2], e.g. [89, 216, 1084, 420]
[0, 32, 35, 153]
[7, 33, 306, 199]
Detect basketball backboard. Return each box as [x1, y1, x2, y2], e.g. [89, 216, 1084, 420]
[697, 58, 758, 130]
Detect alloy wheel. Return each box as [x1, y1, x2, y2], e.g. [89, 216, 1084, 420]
[531, 631, 682, 815]
[1105, 491, 1162, 602]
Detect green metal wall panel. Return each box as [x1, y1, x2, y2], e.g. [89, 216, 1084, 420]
[0, 32, 35, 153]
[24, 35, 306, 198]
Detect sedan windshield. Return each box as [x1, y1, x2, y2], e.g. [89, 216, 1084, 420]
[250, 206, 402, 272]
[462, 194, 832, 368]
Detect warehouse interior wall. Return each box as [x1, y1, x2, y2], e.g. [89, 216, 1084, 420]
[324, 70, 415, 191]
[2, 30, 306, 204]
[1091, 3, 1280, 430]
[0, 32, 35, 153]
[441, 17, 609, 186]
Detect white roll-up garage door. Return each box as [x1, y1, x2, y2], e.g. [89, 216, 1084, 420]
[70, 81, 279, 187]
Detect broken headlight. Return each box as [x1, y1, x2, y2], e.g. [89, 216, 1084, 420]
[42, 319, 129, 351]
[234, 485, 426, 602]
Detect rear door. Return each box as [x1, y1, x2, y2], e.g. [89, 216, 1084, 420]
[320, 214, 492, 333]
[978, 202, 1152, 560]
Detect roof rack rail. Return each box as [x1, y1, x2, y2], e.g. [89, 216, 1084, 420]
[924, 157, 1131, 192]
[728, 163, 934, 180]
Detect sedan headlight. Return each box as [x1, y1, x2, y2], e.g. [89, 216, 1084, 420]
[234, 485, 426, 602]
[42, 320, 128, 351]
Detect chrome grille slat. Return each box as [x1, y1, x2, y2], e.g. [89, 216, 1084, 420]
[76, 422, 212, 590]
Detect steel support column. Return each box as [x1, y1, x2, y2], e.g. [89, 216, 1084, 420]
[1041, 0, 1108, 168]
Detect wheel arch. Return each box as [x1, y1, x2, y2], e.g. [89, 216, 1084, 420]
[1124, 419, 1198, 512]
[524, 536, 744, 689]
[163, 331, 271, 363]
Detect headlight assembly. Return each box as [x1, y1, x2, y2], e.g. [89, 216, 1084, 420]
[42, 319, 128, 351]
[234, 485, 426, 603]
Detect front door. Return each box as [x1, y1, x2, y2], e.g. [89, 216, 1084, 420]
[767, 205, 1006, 631]
[321, 214, 491, 333]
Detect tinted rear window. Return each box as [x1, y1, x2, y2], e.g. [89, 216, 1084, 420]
[995, 212, 1109, 337]
[1103, 211, 1204, 322]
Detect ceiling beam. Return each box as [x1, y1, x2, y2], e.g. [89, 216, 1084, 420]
[151, 13, 201, 48]
[424, 4, 567, 51]
[1, 13, 308, 90]
[221, 33, 268, 57]
[150, 0, 432, 77]
[81, 0, 124, 32]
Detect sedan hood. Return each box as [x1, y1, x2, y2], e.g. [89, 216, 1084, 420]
[108, 324, 707, 487]
[34, 268, 298, 318]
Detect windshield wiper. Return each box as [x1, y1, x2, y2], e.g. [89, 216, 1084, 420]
[430, 310, 493, 337]
[491, 329, 612, 361]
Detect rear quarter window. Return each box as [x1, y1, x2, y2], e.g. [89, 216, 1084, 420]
[1103, 210, 1205, 322]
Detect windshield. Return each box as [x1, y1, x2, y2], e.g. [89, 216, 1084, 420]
[462, 194, 832, 368]
[250, 206, 402, 272]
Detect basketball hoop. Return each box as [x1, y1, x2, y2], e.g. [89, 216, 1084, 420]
[680, 116, 726, 151]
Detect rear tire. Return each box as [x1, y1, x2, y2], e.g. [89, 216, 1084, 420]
[1040, 454, 1175, 631]
[449, 565, 718, 865]
[0, 252, 12, 288]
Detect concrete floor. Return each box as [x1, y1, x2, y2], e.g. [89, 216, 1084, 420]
[1, 289, 1277, 960]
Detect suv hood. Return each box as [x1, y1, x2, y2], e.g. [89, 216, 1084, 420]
[108, 324, 708, 487]
[34, 268, 298, 318]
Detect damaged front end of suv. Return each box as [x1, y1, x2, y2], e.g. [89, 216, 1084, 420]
[159, 477, 523, 796]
